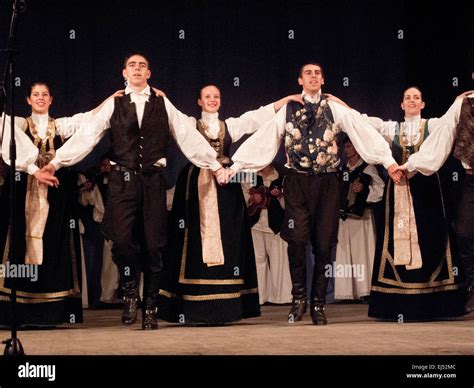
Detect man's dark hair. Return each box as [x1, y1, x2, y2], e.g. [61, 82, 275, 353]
[123, 53, 150, 69]
[298, 63, 324, 78]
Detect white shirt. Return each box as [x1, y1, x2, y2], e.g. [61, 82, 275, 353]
[403, 96, 471, 174]
[363, 96, 463, 147]
[50, 85, 222, 172]
[231, 89, 396, 172]
[1, 111, 92, 175]
[195, 103, 275, 143]
[124, 85, 150, 128]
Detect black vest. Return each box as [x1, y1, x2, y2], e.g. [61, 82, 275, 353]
[285, 97, 344, 174]
[197, 119, 232, 165]
[392, 119, 429, 165]
[109, 93, 171, 171]
[23, 116, 63, 165]
[340, 161, 372, 219]
[248, 173, 285, 234]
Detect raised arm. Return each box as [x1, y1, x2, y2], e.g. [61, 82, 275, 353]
[225, 95, 304, 143]
[403, 93, 474, 176]
[48, 101, 112, 172]
[425, 91, 471, 133]
[329, 101, 396, 169]
[55, 90, 123, 139]
[163, 97, 221, 171]
[230, 106, 286, 173]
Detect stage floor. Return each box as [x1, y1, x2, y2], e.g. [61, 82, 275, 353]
[1, 304, 473, 355]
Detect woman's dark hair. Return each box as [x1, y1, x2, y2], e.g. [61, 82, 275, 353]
[402, 86, 423, 100]
[27, 82, 52, 97]
[198, 84, 221, 99]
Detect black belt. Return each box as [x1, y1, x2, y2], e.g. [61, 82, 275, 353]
[287, 167, 338, 176]
[111, 164, 164, 175]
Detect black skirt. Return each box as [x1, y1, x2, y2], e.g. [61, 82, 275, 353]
[0, 169, 83, 327]
[369, 161, 467, 321]
[158, 164, 260, 324]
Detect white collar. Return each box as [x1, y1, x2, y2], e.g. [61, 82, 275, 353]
[301, 90, 322, 104]
[125, 85, 151, 96]
[201, 111, 219, 122]
[31, 112, 49, 122]
[403, 114, 421, 124]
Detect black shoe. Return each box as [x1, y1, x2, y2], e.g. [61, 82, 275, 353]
[142, 308, 158, 330]
[287, 299, 307, 322]
[465, 287, 474, 314]
[121, 297, 139, 325]
[310, 304, 328, 325]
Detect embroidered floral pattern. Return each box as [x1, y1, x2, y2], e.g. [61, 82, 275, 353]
[285, 100, 342, 173]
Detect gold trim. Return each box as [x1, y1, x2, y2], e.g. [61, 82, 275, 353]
[377, 180, 456, 289]
[399, 119, 426, 164]
[159, 287, 258, 301]
[0, 227, 80, 298]
[0, 286, 79, 299]
[0, 294, 64, 304]
[24, 116, 58, 163]
[197, 119, 226, 158]
[371, 283, 464, 295]
[178, 165, 244, 285]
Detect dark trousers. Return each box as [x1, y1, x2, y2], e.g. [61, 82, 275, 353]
[103, 169, 167, 309]
[280, 171, 340, 304]
[80, 205, 104, 306]
[456, 174, 474, 287]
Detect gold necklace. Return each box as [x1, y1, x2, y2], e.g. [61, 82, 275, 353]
[400, 118, 426, 163]
[24, 116, 57, 167]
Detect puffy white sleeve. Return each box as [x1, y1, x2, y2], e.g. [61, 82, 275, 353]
[55, 111, 94, 139]
[230, 106, 286, 172]
[50, 105, 111, 171]
[225, 103, 275, 142]
[329, 101, 396, 169]
[164, 97, 221, 171]
[1, 115, 39, 175]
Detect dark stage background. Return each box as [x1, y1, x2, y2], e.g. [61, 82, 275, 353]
[1, 0, 473, 182]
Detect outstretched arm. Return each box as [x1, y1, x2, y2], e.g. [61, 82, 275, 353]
[230, 107, 286, 173]
[163, 97, 221, 172]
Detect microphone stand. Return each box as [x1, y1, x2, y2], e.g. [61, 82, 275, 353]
[1, 0, 27, 356]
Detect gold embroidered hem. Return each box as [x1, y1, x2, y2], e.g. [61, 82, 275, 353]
[393, 179, 422, 270]
[159, 288, 258, 301]
[377, 180, 455, 290]
[24, 174, 50, 264]
[198, 168, 225, 266]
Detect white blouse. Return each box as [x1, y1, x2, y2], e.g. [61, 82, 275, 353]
[1, 111, 92, 175]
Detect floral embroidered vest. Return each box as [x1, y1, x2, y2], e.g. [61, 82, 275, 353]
[284, 97, 343, 174]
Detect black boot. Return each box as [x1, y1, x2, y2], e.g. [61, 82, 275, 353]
[142, 307, 158, 330]
[310, 303, 328, 325]
[287, 283, 307, 322]
[121, 278, 139, 325]
[310, 273, 329, 325]
[142, 270, 160, 330]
